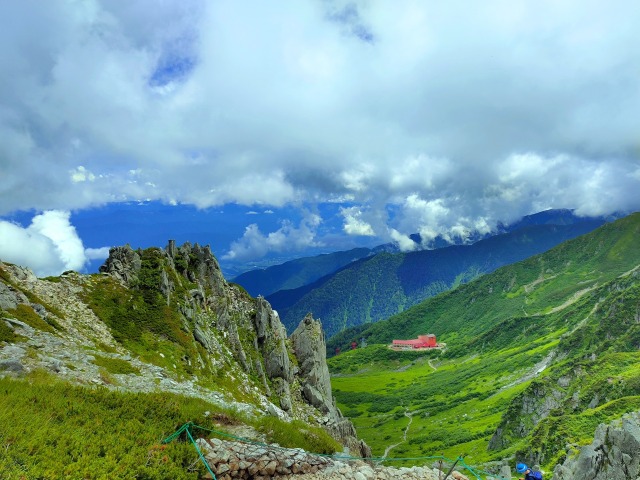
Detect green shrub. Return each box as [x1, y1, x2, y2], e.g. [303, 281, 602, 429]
[256, 417, 341, 454]
[0, 318, 18, 343]
[0, 373, 225, 479]
[6, 304, 57, 334]
[92, 355, 140, 375]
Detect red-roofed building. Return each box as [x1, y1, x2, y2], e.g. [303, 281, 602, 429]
[391, 334, 437, 350]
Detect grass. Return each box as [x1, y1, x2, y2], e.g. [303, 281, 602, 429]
[0, 371, 219, 479]
[92, 355, 141, 375]
[5, 304, 58, 334]
[0, 371, 342, 479]
[329, 256, 640, 471]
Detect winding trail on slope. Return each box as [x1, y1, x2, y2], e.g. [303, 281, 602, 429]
[381, 410, 413, 460]
[544, 286, 597, 315]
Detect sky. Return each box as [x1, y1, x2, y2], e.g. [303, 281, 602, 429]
[1, 0, 639, 277]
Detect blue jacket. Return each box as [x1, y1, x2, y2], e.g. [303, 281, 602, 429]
[524, 471, 543, 480]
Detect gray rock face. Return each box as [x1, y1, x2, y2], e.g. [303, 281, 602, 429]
[290, 314, 371, 458]
[0, 359, 24, 373]
[168, 241, 226, 296]
[256, 299, 293, 382]
[489, 381, 563, 455]
[553, 411, 640, 480]
[291, 314, 336, 417]
[99, 245, 141, 284]
[0, 281, 28, 311]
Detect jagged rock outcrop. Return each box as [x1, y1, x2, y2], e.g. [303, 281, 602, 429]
[99, 244, 141, 284]
[0, 281, 27, 311]
[171, 240, 227, 296]
[552, 411, 640, 480]
[255, 297, 293, 383]
[489, 379, 564, 462]
[291, 314, 335, 415]
[291, 313, 371, 458]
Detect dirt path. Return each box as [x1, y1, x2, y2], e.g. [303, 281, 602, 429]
[545, 286, 597, 314]
[381, 410, 413, 459]
[524, 273, 557, 293]
[428, 359, 437, 371]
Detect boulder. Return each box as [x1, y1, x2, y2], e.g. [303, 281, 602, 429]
[553, 411, 640, 480]
[290, 314, 335, 416]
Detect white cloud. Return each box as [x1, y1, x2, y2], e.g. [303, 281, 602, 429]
[1, 0, 640, 250]
[341, 206, 375, 236]
[223, 212, 323, 262]
[70, 166, 96, 183]
[0, 211, 111, 276]
[85, 246, 111, 261]
[388, 228, 417, 252]
[0, 211, 84, 276]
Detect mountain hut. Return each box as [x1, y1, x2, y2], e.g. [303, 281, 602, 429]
[391, 334, 437, 350]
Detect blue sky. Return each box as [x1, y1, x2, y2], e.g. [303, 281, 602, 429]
[1, 1, 640, 277]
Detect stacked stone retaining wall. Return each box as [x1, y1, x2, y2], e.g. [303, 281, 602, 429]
[196, 437, 463, 480]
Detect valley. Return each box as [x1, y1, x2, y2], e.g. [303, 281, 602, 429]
[328, 213, 640, 474]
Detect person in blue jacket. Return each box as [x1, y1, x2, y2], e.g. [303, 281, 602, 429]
[516, 462, 543, 480]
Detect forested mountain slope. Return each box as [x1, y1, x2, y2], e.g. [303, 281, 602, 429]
[281, 220, 604, 337]
[236, 208, 605, 302]
[232, 247, 374, 297]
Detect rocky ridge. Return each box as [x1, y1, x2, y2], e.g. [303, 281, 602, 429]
[0, 241, 367, 457]
[553, 411, 640, 480]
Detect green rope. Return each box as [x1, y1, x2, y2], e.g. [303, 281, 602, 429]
[459, 457, 483, 480]
[161, 422, 191, 444]
[162, 422, 217, 479]
[164, 423, 512, 480]
[185, 425, 217, 480]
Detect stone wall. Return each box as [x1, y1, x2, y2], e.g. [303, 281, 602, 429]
[196, 437, 448, 480]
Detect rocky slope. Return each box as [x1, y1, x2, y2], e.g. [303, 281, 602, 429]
[553, 411, 640, 480]
[0, 241, 368, 458]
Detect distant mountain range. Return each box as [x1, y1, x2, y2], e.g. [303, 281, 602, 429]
[276, 220, 606, 337]
[233, 209, 611, 337]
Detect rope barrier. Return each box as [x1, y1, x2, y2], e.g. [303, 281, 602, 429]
[162, 422, 512, 480]
[162, 422, 217, 479]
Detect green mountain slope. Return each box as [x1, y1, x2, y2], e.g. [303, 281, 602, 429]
[327, 212, 640, 473]
[281, 221, 604, 337]
[330, 213, 639, 350]
[232, 247, 373, 297]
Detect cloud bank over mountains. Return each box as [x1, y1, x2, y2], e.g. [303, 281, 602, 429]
[1, 0, 640, 271]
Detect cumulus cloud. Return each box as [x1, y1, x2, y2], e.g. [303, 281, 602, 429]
[1, 0, 640, 254]
[223, 212, 323, 262]
[85, 247, 111, 261]
[388, 229, 417, 252]
[0, 211, 109, 277]
[70, 166, 96, 183]
[341, 207, 375, 236]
